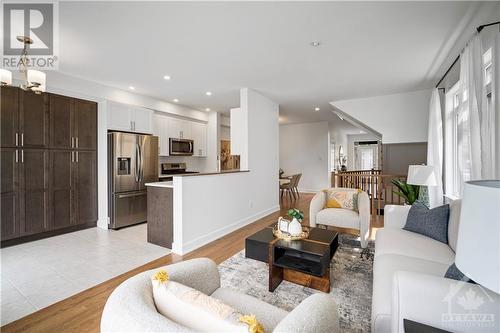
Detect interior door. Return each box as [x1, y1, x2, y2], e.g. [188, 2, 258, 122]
[74, 99, 97, 150]
[110, 132, 139, 193]
[19, 90, 49, 148]
[1, 148, 19, 240]
[1, 86, 19, 147]
[138, 135, 158, 189]
[19, 149, 48, 236]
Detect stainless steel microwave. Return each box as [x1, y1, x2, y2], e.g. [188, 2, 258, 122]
[169, 138, 194, 156]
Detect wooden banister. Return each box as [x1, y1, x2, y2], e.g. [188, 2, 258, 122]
[332, 171, 407, 216]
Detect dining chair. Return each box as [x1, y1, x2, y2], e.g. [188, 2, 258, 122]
[280, 174, 301, 201]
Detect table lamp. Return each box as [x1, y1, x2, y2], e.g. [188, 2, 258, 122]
[455, 180, 500, 293]
[407, 165, 437, 207]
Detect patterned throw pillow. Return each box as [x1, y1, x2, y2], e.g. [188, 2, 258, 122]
[323, 188, 362, 211]
[151, 270, 264, 333]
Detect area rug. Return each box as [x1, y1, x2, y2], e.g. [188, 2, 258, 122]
[218, 234, 374, 333]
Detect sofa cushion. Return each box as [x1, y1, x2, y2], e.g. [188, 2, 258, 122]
[403, 202, 450, 244]
[323, 188, 361, 211]
[211, 288, 288, 332]
[372, 254, 450, 333]
[316, 208, 359, 229]
[375, 228, 455, 265]
[447, 199, 461, 253]
[152, 277, 256, 333]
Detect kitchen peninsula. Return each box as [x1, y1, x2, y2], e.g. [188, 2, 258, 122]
[145, 170, 249, 253]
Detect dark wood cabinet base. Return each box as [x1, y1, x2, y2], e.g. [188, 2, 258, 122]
[1, 222, 97, 248]
[147, 186, 173, 248]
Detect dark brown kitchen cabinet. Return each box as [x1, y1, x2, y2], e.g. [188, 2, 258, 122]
[49, 95, 97, 150]
[1, 87, 19, 147]
[74, 150, 97, 225]
[1, 148, 19, 241]
[19, 149, 49, 236]
[49, 94, 73, 149]
[20, 90, 49, 148]
[1, 87, 48, 148]
[74, 99, 97, 150]
[49, 150, 74, 230]
[0, 148, 48, 240]
[1, 87, 97, 247]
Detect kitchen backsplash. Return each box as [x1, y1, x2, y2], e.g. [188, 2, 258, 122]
[159, 156, 209, 173]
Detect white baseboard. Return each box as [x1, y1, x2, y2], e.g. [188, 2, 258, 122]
[175, 205, 280, 255]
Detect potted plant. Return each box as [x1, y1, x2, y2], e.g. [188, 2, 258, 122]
[391, 179, 420, 205]
[287, 209, 304, 236]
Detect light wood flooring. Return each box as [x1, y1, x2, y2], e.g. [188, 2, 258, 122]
[2, 193, 383, 333]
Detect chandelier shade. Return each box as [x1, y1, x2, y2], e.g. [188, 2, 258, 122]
[0, 69, 13, 86]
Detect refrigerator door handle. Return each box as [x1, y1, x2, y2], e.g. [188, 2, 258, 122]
[135, 143, 140, 183]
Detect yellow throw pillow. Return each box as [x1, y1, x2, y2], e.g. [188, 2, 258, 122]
[324, 189, 362, 211]
[151, 270, 264, 333]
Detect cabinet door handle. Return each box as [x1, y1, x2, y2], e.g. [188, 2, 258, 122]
[76, 151, 79, 163]
[71, 151, 74, 163]
[21, 133, 24, 146]
[21, 150, 24, 163]
[15, 133, 18, 146]
[76, 137, 79, 148]
[15, 150, 18, 163]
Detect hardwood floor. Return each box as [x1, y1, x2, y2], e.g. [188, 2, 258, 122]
[2, 193, 382, 333]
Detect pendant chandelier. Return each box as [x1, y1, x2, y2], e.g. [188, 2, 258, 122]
[0, 36, 46, 94]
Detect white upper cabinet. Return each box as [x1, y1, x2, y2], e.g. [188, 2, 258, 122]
[107, 101, 132, 132]
[107, 101, 153, 134]
[168, 118, 191, 139]
[153, 114, 170, 156]
[132, 107, 153, 134]
[191, 122, 207, 157]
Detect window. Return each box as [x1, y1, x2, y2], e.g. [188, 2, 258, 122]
[444, 48, 493, 197]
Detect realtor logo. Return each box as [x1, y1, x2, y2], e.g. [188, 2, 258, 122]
[2, 1, 59, 69]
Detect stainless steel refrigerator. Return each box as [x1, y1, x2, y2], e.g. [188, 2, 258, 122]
[108, 132, 158, 229]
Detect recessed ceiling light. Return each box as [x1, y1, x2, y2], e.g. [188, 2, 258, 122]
[205, 108, 211, 112]
[310, 41, 321, 47]
[173, 98, 179, 103]
[205, 91, 212, 96]
[129, 86, 135, 90]
[163, 75, 171, 80]
[315, 107, 320, 111]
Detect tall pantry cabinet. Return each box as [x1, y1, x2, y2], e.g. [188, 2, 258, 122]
[0, 86, 97, 246]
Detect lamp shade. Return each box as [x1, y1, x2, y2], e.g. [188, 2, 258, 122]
[0, 68, 12, 85]
[407, 165, 437, 186]
[455, 180, 500, 293]
[27, 69, 46, 87]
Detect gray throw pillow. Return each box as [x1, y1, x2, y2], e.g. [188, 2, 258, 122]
[403, 202, 449, 244]
[445, 263, 476, 284]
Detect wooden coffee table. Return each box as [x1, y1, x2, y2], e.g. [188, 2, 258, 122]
[245, 226, 338, 292]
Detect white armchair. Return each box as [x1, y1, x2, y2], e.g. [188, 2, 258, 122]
[309, 188, 370, 248]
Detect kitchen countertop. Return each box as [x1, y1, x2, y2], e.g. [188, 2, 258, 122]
[174, 170, 249, 177]
[145, 181, 174, 188]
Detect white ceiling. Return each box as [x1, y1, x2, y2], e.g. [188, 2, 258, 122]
[57, 1, 473, 126]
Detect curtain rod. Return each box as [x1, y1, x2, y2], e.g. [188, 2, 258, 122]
[435, 21, 500, 89]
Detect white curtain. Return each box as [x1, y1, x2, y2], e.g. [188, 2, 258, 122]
[427, 88, 444, 208]
[492, 31, 499, 178]
[458, 35, 484, 181]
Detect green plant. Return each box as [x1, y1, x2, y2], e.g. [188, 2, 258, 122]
[287, 208, 304, 221]
[391, 179, 420, 205]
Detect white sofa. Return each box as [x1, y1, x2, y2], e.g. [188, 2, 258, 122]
[310, 188, 370, 248]
[373, 200, 500, 333]
[101, 258, 340, 333]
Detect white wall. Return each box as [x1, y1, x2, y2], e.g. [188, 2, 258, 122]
[331, 89, 432, 144]
[173, 88, 279, 254]
[279, 122, 330, 192]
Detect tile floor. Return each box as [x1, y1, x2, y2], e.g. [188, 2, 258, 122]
[0, 223, 170, 326]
